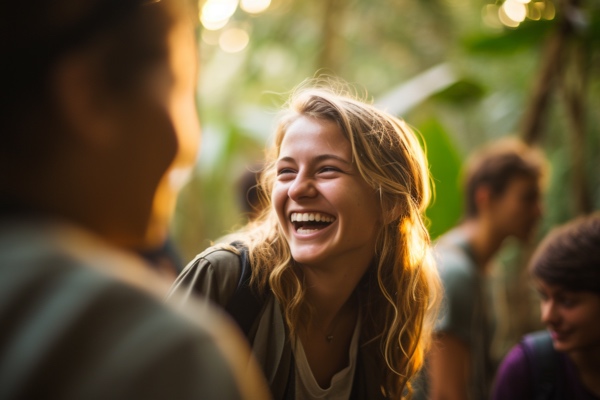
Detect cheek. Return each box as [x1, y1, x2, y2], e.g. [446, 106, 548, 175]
[340, 186, 381, 235]
[576, 305, 600, 330]
[498, 199, 519, 218]
[271, 184, 287, 220]
[122, 97, 178, 184]
[169, 93, 200, 172]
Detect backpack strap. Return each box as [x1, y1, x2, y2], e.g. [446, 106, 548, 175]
[521, 330, 561, 400]
[224, 241, 264, 338]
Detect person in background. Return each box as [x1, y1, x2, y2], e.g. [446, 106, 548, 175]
[169, 83, 441, 400]
[141, 236, 185, 280]
[492, 213, 600, 400]
[0, 0, 269, 399]
[421, 138, 546, 400]
[237, 165, 265, 221]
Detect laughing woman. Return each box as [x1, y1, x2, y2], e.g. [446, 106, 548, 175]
[168, 84, 441, 400]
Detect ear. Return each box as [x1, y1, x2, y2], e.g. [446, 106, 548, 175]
[51, 52, 118, 148]
[474, 185, 493, 214]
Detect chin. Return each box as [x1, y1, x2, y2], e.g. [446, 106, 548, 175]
[289, 247, 325, 267]
[289, 251, 316, 266]
[551, 341, 569, 353]
[142, 219, 168, 249]
[514, 228, 535, 243]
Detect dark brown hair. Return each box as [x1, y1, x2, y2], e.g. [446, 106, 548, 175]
[530, 212, 600, 293]
[463, 138, 546, 217]
[0, 0, 189, 159]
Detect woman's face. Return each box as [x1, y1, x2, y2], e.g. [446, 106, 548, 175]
[536, 279, 600, 353]
[272, 116, 381, 272]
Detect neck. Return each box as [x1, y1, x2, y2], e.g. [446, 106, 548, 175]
[459, 219, 506, 271]
[302, 266, 362, 330]
[568, 346, 600, 395]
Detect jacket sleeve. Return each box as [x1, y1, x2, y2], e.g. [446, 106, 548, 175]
[166, 247, 242, 309]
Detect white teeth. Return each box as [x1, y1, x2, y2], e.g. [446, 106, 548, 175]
[290, 212, 334, 223]
[298, 228, 319, 234]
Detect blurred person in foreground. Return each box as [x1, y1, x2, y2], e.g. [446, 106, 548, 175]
[169, 83, 441, 399]
[418, 138, 546, 400]
[492, 213, 600, 400]
[0, 1, 269, 399]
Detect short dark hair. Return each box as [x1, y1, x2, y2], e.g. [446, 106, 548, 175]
[463, 138, 546, 217]
[530, 212, 600, 293]
[0, 0, 187, 158]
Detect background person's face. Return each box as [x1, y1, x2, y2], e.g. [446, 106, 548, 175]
[488, 175, 542, 241]
[537, 280, 600, 354]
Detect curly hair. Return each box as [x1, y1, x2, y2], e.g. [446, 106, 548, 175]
[224, 83, 441, 399]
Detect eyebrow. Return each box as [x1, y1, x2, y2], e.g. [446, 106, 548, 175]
[277, 154, 352, 165]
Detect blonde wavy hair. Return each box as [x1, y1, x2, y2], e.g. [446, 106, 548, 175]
[225, 83, 440, 399]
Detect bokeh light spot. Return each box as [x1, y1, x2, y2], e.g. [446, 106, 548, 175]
[502, 0, 527, 22]
[528, 2, 542, 20]
[542, 1, 556, 20]
[219, 27, 250, 53]
[240, 0, 271, 14]
[201, 0, 238, 30]
[498, 4, 520, 27]
[482, 4, 502, 28]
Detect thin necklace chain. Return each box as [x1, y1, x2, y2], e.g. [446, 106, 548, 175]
[322, 293, 359, 343]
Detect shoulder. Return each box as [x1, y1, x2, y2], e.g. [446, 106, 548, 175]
[168, 245, 243, 307]
[434, 233, 476, 281]
[188, 245, 243, 280]
[434, 250, 477, 302]
[433, 232, 480, 338]
[0, 227, 249, 399]
[491, 343, 534, 400]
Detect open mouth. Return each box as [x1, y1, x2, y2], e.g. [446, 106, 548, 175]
[290, 212, 335, 234]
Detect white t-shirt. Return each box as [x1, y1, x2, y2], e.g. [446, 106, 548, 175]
[293, 314, 361, 400]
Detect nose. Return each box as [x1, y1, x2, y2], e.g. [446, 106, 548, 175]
[540, 299, 559, 327]
[288, 173, 317, 201]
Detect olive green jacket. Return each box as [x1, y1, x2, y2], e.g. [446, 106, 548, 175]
[168, 246, 387, 400]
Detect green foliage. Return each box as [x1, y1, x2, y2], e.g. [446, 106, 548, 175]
[176, 0, 600, 266]
[417, 118, 464, 239]
[464, 20, 554, 55]
[431, 79, 486, 105]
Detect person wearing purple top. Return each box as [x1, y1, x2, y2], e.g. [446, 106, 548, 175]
[492, 213, 600, 400]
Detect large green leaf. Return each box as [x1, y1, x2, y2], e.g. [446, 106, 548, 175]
[430, 79, 486, 105]
[417, 118, 464, 240]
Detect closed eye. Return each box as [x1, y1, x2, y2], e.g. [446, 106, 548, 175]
[319, 166, 343, 174]
[558, 295, 579, 308]
[277, 168, 297, 178]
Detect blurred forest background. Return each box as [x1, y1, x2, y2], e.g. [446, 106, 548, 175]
[172, 0, 599, 358]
